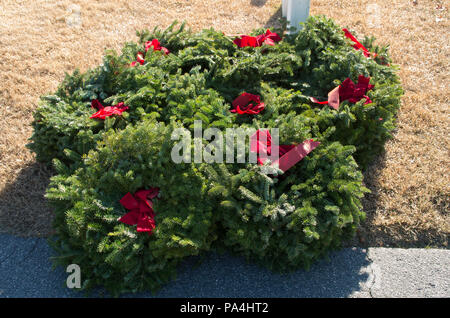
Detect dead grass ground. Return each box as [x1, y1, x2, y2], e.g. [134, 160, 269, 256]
[0, 0, 448, 246]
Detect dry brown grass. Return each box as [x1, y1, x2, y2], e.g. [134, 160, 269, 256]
[0, 0, 448, 246]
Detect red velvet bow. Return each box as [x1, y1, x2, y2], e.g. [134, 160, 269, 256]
[250, 130, 320, 172]
[342, 28, 377, 58]
[119, 188, 159, 235]
[233, 29, 282, 48]
[145, 39, 170, 55]
[230, 92, 265, 115]
[90, 99, 129, 119]
[340, 76, 374, 104]
[310, 75, 374, 110]
[130, 39, 169, 66]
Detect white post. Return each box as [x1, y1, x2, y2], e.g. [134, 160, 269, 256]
[282, 0, 288, 17]
[283, 0, 310, 34]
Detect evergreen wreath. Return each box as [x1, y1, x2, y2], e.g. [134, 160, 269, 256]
[28, 16, 403, 295]
[47, 120, 218, 294]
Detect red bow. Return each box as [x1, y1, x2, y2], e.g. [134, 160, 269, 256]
[130, 39, 169, 66]
[250, 130, 320, 172]
[340, 76, 374, 104]
[342, 28, 377, 58]
[119, 188, 159, 235]
[130, 51, 145, 67]
[230, 92, 265, 114]
[233, 29, 282, 48]
[90, 99, 129, 119]
[310, 75, 374, 109]
[145, 39, 170, 55]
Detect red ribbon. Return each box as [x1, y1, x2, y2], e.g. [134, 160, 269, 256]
[119, 188, 159, 235]
[342, 28, 378, 58]
[233, 29, 282, 48]
[90, 99, 129, 119]
[250, 130, 320, 172]
[230, 92, 265, 115]
[310, 86, 340, 110]
[310, 75, 374, 110]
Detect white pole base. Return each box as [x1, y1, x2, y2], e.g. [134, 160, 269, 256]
[282, 0, 310, 34]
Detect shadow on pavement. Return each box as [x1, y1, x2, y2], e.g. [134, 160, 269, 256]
[146, 248, 371, 298]
[0, 235, 372, 297]
[0, 162, 54, 237]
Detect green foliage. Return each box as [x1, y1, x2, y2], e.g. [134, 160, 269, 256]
[29, 15, 403, 295]
[203, 143, 368, 270]
[47, 120, 217, 295]
[28, 16, 401, 170]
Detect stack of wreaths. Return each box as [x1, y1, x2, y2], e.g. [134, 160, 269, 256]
[28, 16, 403, 295]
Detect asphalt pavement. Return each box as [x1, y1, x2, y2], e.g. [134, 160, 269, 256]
[0, 234, 448, 298]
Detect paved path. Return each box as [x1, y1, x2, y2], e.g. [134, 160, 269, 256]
[0, 234, 448, 298]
